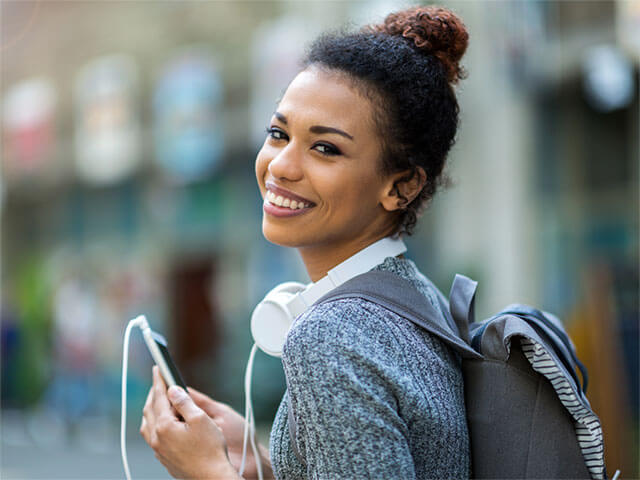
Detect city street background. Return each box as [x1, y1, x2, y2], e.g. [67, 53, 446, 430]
[1, 1, 638, 478]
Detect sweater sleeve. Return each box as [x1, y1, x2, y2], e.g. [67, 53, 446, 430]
[282, 298, 416, 480]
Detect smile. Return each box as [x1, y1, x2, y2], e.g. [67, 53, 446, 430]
[263, 182, 315, 218]
[266, 190, 311, 210]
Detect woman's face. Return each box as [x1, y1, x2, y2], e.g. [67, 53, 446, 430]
[255, 67, 398, 253]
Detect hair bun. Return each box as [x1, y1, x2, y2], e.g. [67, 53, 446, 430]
[371, 6, 469, 84]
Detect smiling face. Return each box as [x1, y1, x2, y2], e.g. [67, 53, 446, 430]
[255, 67, 402, 277]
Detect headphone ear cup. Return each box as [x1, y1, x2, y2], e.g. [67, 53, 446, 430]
[251, 281, 306, 357]
[264, 282, 308, 302]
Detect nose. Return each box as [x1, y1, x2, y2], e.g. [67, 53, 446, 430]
[267, 143, 304, 182]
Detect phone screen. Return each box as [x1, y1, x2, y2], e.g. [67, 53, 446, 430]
[151, 331, 188, 390]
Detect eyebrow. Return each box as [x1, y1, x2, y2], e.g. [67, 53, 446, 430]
[274, 111, 354, 141]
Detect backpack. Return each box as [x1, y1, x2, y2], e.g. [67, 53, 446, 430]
[286, 270, 608, 479]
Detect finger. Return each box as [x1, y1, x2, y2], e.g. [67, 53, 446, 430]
[144, 384, 153, 407]
[152, 368, 184, 422]
[142, 387, 156, 427]
[139, 417, 148, 441]
[152, 365, 167, 389]
[139, 417, 158, 449]
[188, 387, 215, 407]
[151, 366, 173, 413]
[143, 385, 154, 416]
[186, 385, 205, 397]
[187, 386, 216, 404]
[141, 395, 156, 428]
[168, 386, 206, 424]
[188, 387, 226, 416]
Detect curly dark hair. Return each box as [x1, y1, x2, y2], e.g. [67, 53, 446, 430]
[302, 6, 469, 235]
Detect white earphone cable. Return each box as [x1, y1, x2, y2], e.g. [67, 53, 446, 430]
[239, 343, 263, 480]
[122, 321, 265, 480]
[121, 317, 146, 480]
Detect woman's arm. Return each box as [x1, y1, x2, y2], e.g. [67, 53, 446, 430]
[283, 300, 416, 479]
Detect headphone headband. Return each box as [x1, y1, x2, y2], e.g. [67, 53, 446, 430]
[288, 236, 407, 317]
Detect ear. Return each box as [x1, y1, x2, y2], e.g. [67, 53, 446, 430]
[379, 167, 427, 212]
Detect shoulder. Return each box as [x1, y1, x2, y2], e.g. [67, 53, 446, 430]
[373, 256, 449, 314]
[286, 296, 393, 344]
[282, 267, 462, 379]
[283, 297, 402, 364]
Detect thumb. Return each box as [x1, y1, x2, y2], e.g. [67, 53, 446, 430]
[168, 386, 203, 423]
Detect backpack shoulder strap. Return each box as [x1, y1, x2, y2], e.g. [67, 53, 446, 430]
[313, 270, 481, 360]
[448, 274, 478, 344]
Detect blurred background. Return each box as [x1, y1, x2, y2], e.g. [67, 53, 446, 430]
[1, 0, 638, 478]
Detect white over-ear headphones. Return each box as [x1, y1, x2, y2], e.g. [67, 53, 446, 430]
[250, 236, 407, 357]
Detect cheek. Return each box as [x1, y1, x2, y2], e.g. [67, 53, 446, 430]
[321, 166, 381, 212]
[255, 149, 269, 189]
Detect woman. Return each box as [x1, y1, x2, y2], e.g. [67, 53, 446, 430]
[141, 5, 470, 479]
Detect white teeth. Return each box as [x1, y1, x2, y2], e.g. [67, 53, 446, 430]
[266, 189, 310, 210]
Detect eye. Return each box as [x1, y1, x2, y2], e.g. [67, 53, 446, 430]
[265, 126, 288, 141]
[313, 142, 341, 156]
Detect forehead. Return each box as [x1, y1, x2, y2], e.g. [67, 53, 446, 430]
[276, 68, 376, 136]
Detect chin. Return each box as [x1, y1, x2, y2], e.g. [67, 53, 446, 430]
[261, 221, 301, 248]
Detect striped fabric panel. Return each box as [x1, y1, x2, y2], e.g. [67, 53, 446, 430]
[520, 338, 604, 480]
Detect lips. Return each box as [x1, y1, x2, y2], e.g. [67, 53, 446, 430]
[265, 181, 315, 207]
[263, 181, 316, 217]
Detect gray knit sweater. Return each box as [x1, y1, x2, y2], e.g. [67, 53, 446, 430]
[269, 256, 470, 479]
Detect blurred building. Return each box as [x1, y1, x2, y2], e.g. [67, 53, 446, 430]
[1, 0, 638, 477]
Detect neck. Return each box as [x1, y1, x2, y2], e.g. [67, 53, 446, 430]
[298, 230, 398, 282]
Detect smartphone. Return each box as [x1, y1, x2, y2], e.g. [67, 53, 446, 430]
[141, 326, 187, 391]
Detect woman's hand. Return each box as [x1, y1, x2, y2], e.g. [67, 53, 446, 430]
[188, 387, 273, 480]
[140, 367, 240, 479]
